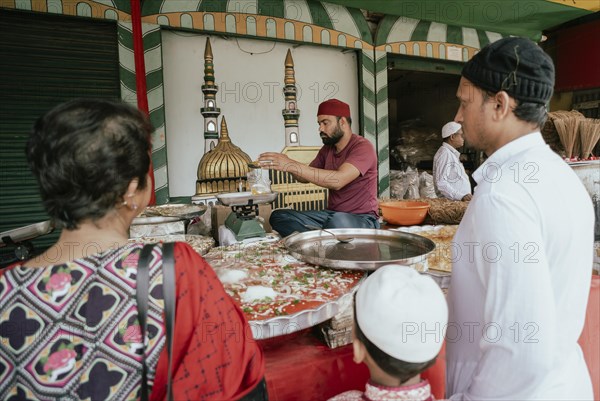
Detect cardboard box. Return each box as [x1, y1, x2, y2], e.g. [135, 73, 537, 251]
[210, 204, 272, 242]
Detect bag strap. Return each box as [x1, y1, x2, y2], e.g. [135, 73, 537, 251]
[136, 244, 154, 401]
[136, 243, 176, 401]
[161, 242, 176, 401]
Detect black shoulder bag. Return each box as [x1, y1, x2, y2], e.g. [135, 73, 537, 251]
[136, 242, 176, 401]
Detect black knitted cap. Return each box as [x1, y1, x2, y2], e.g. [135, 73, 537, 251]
[462, 37, 555, 105]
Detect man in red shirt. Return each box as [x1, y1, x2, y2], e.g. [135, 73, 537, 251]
[259, 99, 379, 237]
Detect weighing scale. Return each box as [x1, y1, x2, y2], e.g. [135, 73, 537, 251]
[216, 191, 278, 241]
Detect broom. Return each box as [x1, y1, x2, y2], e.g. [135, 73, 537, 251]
[554, 116, 582, 160]
[579, 119, 600, 160]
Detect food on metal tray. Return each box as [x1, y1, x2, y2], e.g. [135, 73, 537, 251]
[413, 225, 458, 273]
[129, 234, 214, 255]
[141, 204, 206, 218]
[203, 240, 364, 321]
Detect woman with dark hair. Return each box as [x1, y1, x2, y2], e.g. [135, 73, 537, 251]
[0, 99, 266, 400]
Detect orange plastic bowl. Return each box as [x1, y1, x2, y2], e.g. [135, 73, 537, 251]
[379, 201, 430, 226]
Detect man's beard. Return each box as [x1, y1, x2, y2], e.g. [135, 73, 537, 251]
[320, 124, 344, 146]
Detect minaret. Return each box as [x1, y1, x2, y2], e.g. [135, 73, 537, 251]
[270, 50, 327, 212]
[282, 49, 300, 147]
[201, 37, 220, 153]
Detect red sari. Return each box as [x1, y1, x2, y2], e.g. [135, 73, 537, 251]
[0, 242, 264, 401]
[150, 243, 265, 400]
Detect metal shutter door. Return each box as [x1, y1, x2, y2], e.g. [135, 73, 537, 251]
[0, 9, 120, 264]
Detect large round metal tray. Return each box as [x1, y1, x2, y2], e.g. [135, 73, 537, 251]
[203, 239, 365, 339]
[217, 191, 278, 206]
[248, 276, 364, 340]
[284, 228, 435, 270]
[129, 234, 215, 255]
[141, 204, 207, 219]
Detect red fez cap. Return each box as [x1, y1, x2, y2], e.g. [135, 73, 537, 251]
[317, 99, 350, 118]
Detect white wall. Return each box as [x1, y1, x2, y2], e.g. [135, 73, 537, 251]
[162, 31, 359, 197]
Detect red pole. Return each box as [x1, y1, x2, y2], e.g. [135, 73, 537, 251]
[131, 0, 156, 205]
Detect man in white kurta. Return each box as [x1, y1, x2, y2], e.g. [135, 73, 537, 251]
[447, 37, 594, 400]
[433, 122, 472, 201]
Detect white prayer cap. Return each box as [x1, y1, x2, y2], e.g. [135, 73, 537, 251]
[441, 122, 461, 138]
[355, 264, 448, 363]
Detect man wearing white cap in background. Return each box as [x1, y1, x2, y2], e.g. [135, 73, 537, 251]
[432, 122, 472, 201]
[329, 265, 448, 401]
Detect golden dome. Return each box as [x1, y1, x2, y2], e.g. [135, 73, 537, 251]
[197, 116, 252, 185]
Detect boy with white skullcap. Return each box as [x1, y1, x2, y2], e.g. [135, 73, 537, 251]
[329, 265, 448, 401]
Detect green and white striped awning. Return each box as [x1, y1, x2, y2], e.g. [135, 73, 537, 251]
[376, 16, 504, 49]
[324, 0, 597, 41]
[144, 0, 372, 42]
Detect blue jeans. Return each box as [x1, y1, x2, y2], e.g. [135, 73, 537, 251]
[269, 209, 379, 237]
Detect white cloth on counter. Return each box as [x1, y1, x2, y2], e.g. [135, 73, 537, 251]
[218, 225, 238, 246]
[432, 143, 471, 200]
[218, 225, 280, 246]
[447, 132, 595, 400]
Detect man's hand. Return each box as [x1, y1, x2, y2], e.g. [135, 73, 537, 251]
[258, 152, 309, 183]
[257, 152, 359, 190]
[461, 194, 473, 201]
[258, 152, 295, 172]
